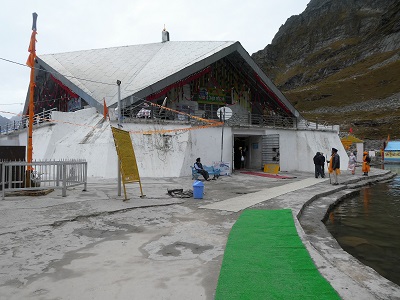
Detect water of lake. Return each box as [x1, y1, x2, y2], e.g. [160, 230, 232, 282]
[324, 164, 400, 286]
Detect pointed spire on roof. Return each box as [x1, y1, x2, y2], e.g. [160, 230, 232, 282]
[162, 25, 170, 42]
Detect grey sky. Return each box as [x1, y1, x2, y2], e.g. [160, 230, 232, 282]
[0, 0, 310, 118]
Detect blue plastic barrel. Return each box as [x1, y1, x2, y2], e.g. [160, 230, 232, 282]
[193, 180, 204, 199]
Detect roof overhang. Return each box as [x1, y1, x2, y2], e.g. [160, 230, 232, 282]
[131, 42, 300, 118]
[32, 41, 301, 118]
[35, 57, 104, 112]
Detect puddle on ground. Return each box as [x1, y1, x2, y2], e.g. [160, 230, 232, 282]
[157, 242, 213, 257]
[73, 223, 143, 239]
[73, 228, 125, 238]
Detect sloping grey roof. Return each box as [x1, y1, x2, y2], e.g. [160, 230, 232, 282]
[385, 141, 400, 151]
[37, 41, 300, 117]
[37, 41, 234, 108]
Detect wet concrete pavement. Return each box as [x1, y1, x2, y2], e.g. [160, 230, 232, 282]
[0, 168, 399, 299]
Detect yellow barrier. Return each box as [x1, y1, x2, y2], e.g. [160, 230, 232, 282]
[111, 127, 144, 199]
[263, 164, 280, 174]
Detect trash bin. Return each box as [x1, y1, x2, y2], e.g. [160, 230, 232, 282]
[193, 180, 204, 199]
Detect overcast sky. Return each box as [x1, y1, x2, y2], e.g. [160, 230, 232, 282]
[0, 0, 310, 118]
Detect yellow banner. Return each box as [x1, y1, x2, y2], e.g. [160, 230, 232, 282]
[111, 127, 140, 183]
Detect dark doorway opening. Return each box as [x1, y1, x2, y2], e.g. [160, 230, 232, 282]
[234, 136, 249, 170]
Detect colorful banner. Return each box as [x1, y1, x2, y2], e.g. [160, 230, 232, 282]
[384, 151, 400, 162]
[198, 88, 226, 104]
[213, 161, 230, 175]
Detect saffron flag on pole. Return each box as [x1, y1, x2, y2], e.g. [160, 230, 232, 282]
[103, 98, 109, 120]
[26, 13, 38, 68]
[26, 12, 38, 175]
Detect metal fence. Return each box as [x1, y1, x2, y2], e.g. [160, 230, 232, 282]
[1, 159, 87, 200]
[0, 108, 57, 135]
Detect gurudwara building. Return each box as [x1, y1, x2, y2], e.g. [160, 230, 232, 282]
[1, 30, 345, 178]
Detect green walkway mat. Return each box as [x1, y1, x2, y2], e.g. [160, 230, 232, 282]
[215, 209, 340, 300]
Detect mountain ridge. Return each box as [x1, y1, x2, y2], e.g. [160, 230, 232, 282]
[252, 0, 400, 140]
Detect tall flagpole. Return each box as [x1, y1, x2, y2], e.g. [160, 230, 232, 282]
[26, 12, 38, 187]
[220, 107, 225, 162]
[117, 80, 122, 196]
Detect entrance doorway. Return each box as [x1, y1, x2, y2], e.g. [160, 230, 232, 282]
[233, 136, 249, 170]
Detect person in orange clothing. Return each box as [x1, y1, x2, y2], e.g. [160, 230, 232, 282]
[362, 151, 371, 176]
[328, 148, 340, 185]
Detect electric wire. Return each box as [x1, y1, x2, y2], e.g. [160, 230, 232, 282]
[0, 57, 116, 86]
[0, 57, 223, 133]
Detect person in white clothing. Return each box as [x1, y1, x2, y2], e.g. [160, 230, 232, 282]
[348, 152, 357, 175]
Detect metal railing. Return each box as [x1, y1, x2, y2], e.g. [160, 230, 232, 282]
[120, 103, 337, 131]
[296, 118, 338, 131]
[0, 108, 57, 135]
[1, 159, 87, 199]
[121, 103, 295, 127]
[0, 104, 336, 133]
[225, 113, 296, 128]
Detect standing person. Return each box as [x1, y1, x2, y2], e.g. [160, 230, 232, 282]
[194, 157, 210, 181]
[362, 151, 371, 176]
[320, 152, 326, 178]
[348, 152, 357, 175]
[328, 148, 340, 185]
[237, 147, 244, 169]
[234, 147, 242, 170]
[241, 147, 247, 169]
[313, 152, 325, 178]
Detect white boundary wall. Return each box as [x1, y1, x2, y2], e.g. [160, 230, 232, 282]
[0, 108, 347, 178]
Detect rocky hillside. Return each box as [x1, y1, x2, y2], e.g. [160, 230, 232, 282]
[0, 115, 8, 126]
[0, 114, 22, 127]
[252, 0, 400, 140]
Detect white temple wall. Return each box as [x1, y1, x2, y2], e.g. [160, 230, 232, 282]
[0, 108, 346, 178]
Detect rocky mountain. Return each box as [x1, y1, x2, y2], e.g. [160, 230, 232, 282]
[252, 0, 400, 140]
[0, 113, 22, 128]
[0, 115, 9, 126]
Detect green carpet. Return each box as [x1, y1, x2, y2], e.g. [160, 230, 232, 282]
[215, 209, 340, 300]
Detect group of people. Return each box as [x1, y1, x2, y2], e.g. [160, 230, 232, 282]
[313, 148, 341, 185]
[313, 152, 326, 178]
[313, 148, 371, 185]
[196, 147, 372, 184]
[347, 151, 371, 176]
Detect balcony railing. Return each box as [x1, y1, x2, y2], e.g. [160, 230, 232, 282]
[0, 108, 57, 135]
[0, 105, 337, 134]
[120, 103, 337, 131]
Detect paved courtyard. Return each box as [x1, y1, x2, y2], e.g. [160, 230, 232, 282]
[0, 168, 399, 299]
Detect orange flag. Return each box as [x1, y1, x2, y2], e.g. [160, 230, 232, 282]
[103, 98, 109, 120]
[26, 31, 37, 68]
